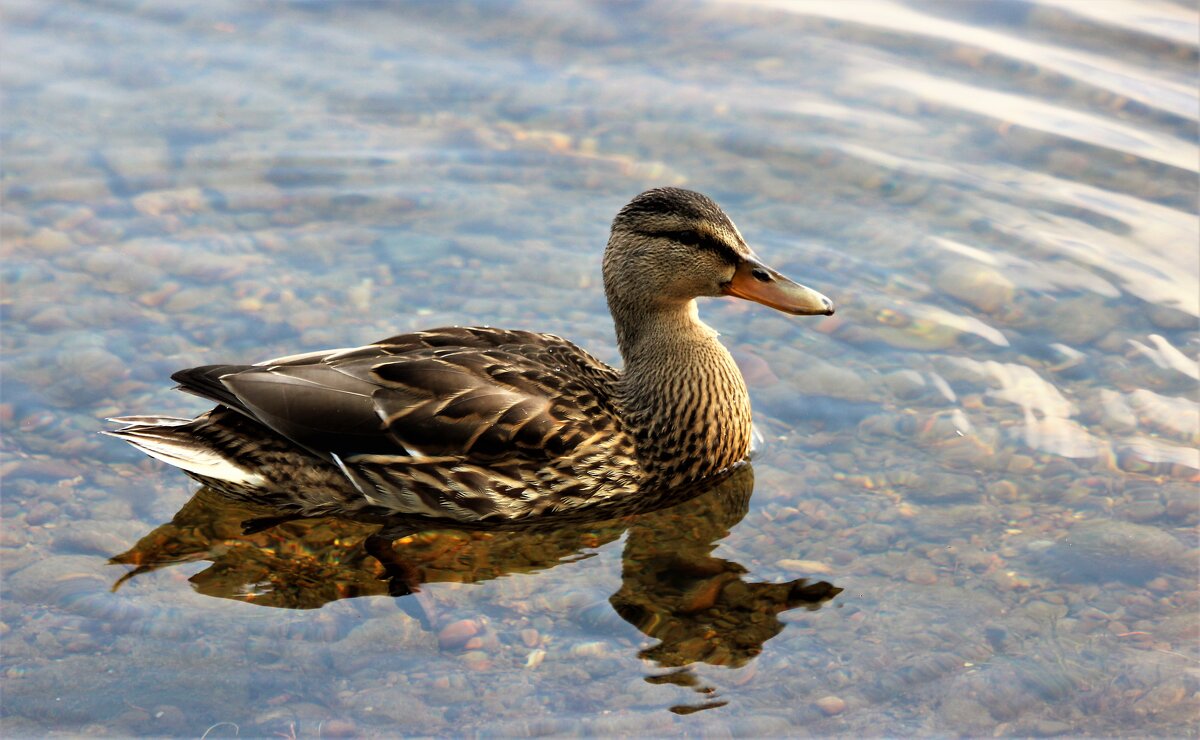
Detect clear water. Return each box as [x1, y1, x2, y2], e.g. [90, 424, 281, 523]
[2, 0, 1197, 736]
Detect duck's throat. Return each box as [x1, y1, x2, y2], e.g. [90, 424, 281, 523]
[617, 303, 753, 484]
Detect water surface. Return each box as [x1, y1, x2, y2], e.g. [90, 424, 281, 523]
[2, 0, 1197, 736]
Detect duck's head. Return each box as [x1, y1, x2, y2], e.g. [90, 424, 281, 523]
[603, 187, 834, 329]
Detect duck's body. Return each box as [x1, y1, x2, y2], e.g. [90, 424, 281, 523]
[108, 188, 833, 524]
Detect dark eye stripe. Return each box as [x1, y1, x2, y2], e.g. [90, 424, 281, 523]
[659, 230, 700, 246]
[638, 229, 742, 265]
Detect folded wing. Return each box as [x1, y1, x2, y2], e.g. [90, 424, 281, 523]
[170, 327, 621, 467]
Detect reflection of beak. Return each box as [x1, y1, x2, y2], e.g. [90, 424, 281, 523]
[721, 258, 834, 316]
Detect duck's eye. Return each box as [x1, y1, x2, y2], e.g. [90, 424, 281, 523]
[672, 231, 700, 246]
[751, 267, 772, 282]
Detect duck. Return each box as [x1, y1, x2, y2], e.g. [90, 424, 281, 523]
[107, 187, 833, 526]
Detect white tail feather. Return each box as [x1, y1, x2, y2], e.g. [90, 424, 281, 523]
[107, 415, 194, 427]
[105, 427, 267, 487]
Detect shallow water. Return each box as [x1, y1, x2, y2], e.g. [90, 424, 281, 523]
[2, 0, 1197, 736]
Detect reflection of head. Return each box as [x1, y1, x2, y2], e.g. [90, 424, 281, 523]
[610, 465, 841, 669]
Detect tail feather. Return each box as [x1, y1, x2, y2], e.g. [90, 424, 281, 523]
[107, 415, 194, 427]
[105, 421, 267, 487]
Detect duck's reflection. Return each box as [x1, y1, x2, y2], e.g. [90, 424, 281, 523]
[111, 464, 840, 711]
[612, 470, 840, 671]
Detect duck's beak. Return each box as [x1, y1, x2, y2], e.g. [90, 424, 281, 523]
[722, 258, 834, 316]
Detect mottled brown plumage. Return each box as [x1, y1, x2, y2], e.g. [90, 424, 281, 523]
[107, 188, 833, 524]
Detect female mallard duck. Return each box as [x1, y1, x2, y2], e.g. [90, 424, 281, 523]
[108, 188, 833, 524]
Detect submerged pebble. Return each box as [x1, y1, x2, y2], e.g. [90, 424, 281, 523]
[936, 261, 1015, 314]
[881, 368, 928, 400]
[903, 471, 981, 504]
[814, 695, 847, 716]
[437, 619, 481, 651]
[1035, 521, 1190, 583]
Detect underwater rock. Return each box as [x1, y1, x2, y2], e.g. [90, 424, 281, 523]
[936, 261, 1015, 314]
[1035, 520, 1189, 583]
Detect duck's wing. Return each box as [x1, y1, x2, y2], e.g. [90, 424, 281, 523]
[170, 327, 622, 466]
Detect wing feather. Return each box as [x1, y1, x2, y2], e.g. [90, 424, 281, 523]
[169, 326, 621, 469]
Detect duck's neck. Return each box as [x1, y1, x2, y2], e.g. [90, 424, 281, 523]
[615, 300, 752, 484]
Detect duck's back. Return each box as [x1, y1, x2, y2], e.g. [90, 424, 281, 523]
[175, 327, 623, 465]
[111, 327, 639, 521]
